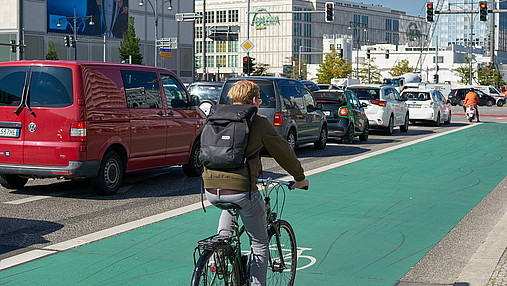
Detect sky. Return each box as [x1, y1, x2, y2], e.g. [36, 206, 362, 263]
[347, 0, 429, 17]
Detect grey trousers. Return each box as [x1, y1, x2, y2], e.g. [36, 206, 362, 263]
[205, 190, 268, 286]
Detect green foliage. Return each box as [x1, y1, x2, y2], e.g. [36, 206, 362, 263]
[118, 16, 143, 65]
[45, 39, 59, 60]
[251, 62, 270, 76]
[281, 56, 307, 79]
[477, 67, 506, 87]
[316, 49, 352, 83]
[358, 59, 382, 84]
[389, 59, 414, 76]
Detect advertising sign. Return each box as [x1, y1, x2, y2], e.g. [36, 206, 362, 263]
[47, 0, 129, 38]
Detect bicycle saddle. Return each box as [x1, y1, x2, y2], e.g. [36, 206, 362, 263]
[214, 202, 242, 210]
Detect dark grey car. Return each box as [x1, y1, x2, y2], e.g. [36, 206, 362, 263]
[219, 77, 328, 150]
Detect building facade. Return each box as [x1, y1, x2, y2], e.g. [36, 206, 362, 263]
[0, 0, 195, 83]
[195, 0, 427, 80]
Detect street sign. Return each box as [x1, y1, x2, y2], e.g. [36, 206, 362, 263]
[175, 13, 203, 21]
[159, 48, 172, 58]
[158, 37, 177, 49]
[241, 39, 255, 53]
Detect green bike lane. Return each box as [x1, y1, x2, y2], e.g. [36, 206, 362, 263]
[1, 123, 507, 285]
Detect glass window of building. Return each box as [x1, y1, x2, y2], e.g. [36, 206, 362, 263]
[195, 41, 202, 54]
[206, 41, 214, 53]
[206, 11, 215, 23]
[195, 27, 202, 39]
[195, 56, 202, 68]
[216, 55, 226, 68]
[228, 10, 238, 22]
[228, 55, 238, 67]
[207, 56, 214, 67]
[196, 12, 203, 24]
[228, 41, 238, 53]
[216, 41, 226, 53]
[217, 11, 226, 23]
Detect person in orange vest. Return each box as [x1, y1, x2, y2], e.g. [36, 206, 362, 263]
[464, 89, 480, 122]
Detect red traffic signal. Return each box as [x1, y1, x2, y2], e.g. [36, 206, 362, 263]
[479, 1, 487, 21]
[480, 2, 486, 9]
[426, 3, 433, 9]
[325, 2, 334, 22]
[426, 2, 434, 22]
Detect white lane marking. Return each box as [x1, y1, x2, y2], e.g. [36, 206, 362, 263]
[0, 250, 56, 271]
[0, 124, 476, 270]
[4, 192, 68, 205]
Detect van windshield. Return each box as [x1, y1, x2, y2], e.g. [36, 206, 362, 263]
[220, 80, 276, 108]
[347, 87, 380, 100]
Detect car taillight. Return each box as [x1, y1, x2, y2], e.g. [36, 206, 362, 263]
[371, 100, 387, 106]
[70, 121, 86, 141]
[339, 107, 349, 116]
[274, 113, 282, 126]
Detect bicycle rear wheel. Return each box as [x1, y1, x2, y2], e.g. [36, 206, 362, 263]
[191, 244, 241, 286]
[267, 220, 297, 286]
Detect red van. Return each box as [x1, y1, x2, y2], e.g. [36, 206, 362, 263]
[0, 61, 205, 195]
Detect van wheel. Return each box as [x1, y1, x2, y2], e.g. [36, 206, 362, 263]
[287, 130, 297, 150]
[92, 151, 124, 196]
[400, 114, 409, 132]
[341, 125, 354, 144]
[183, 140, 203, 177]
[314, 126, 327, 149]
[359, 123, 369, 141]
[384, 116, 394, 135]
[0, 174, 28, 189]
[497, 100, 504, 107]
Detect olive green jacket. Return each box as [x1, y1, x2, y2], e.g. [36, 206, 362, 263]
[202, 114, 305, 192]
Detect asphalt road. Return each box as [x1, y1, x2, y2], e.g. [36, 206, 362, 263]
[1, 105, 506, 284]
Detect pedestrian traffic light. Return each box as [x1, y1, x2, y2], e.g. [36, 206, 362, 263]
[325, 2, 334, 22]
[64, 35, 70, 47]
[10, 40, 16, 53]
[479, 1, 487, 22]
[426, 2, 434, 22]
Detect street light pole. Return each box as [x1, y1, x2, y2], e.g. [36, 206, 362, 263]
[139, 0, 173, 67]
[56, 5, 94, 61]
[73, 6, 77, 60]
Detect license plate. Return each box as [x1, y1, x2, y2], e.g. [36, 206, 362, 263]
[0, 127, 20, 138]
[323, 111, 331, 116]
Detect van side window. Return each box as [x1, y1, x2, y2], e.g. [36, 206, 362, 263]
[160, 74, 188, 109]
[121, 70, 162, 109]
[29, 67, 73, 107]
[0, 67, 27, 106]
[279, 85, 296, 109]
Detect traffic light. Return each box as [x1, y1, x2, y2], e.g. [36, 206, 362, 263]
[479, 1, 487, 22]
[248, 57, 255, 73]
[10, 40, 16, 53]
[385, 49, 389, 59]
[70, 36, 76, 47]
[64, 35, 70, 47]
[325, 2, 334, 22]
[366, 49, 371, 59]
[426, 2, 434, 22]
[243, 56, 249, 74]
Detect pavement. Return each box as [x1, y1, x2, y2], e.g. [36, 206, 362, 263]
[0, 122, 507, 285]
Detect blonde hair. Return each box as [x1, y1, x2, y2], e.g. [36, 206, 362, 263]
[227, 80, 260, 104]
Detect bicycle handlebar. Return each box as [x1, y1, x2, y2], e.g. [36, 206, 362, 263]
[257, 178, 309, 190]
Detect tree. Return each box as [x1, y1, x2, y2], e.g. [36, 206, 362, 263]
[45, 39, 58, 60]
[316, 48, 352, 83]
[477, 67, 506, 87]
[251, 62, 270, 76]
[281, 56, 308, 79]
[358, 59, 382, 84]
[118, 16, 143, 65]
[389, 59, 414, 76]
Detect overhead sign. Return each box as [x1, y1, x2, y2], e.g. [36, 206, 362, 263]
[159, 48, 172, 58]
[241, 39, 255, 53]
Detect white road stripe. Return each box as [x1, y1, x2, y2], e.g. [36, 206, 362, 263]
[0, 124, 477, 270]
[4, 192, 68, 205]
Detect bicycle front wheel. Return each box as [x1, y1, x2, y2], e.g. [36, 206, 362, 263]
[267, 219, 297, 286]
[191, 244, 241, 286]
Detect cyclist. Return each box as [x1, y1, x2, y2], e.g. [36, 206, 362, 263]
[464, 88, 480, 122]
[203, 80, 309, 286]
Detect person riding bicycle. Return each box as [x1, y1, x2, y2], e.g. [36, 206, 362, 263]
[464, 89, 480, 122]
[203, 80, 309, 286]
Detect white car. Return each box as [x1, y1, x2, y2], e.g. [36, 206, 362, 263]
[401, 88, 451, 126]
[348, 85, 409, 135]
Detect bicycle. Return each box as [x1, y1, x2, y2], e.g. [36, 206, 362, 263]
[191, 177, 304, 286]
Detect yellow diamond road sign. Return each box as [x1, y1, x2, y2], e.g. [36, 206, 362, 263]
[241, 39, 254, 53]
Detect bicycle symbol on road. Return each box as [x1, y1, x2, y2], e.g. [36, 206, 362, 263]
[243, 245, 316, 271]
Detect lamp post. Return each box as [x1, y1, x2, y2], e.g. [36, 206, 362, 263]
[348, 22, 367, 80]
[139, 0, 173, 67]
[57, 5, 94, 60]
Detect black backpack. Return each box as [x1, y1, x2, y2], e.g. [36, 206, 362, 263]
[199, 104, 258, 170]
